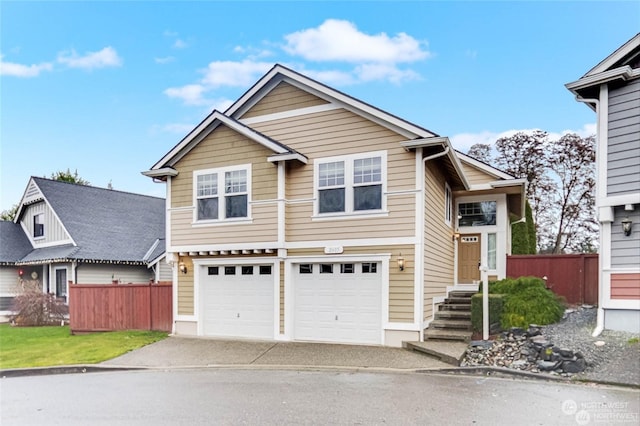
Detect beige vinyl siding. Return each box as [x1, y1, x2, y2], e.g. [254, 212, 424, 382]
[177, 257, 194, 315]
[171, 204, 277, 246]
[460, 161, 499, 186]
[169, 125, 278, 246]
[424, 163, 455, 321]
[76, 264, 153, 284]
[22, 202, 70, 245]
[287, 244, 414, 323]
[157, 261, 173, 282]
[252, 108, 417, 241]
[285, 195, 415, 241]
[171, 125, 277, 207]
[241, 82, 329, 119]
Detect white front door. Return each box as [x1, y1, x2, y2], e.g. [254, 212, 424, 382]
[293, 262, 382, 345]
[201, 264, 274, 339]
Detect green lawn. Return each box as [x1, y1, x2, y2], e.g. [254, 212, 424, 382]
[0, 324, 167, 369]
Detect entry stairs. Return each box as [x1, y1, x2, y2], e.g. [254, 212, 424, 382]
[404, 290, 474, 366]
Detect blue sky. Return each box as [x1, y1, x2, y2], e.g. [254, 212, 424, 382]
[1, 1, 638, 211]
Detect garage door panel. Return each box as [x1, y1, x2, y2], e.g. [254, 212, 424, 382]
[294, 262, 382, 345]
[202, 264, 274, 339]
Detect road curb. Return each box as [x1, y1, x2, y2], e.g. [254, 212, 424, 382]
[0, 365, 142, 378]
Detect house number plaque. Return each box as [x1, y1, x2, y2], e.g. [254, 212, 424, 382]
[324, 246, 344, 254]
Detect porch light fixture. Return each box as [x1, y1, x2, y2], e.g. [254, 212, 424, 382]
[621, 217, 632, 236]
[179, 261, 188, 274]
[397, 255, 405, 271]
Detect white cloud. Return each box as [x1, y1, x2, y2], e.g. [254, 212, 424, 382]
[155, 56, 175, 64]
[284, 19, 430, 63]
[161, 123, 196, 134]
[173, 39, 188, 49]
[450, 124, 597, 153]
[201, 60, 273, 88]
[57, 46, 122, 69]
[164, 84, 208, 106]
[0, 54, 52, 77]
[355, 63, 420, 84]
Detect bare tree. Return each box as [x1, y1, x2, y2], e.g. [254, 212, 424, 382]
[539, 133, 597, 253]
[466, 143, 492, 163]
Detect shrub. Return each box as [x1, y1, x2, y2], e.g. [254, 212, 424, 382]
[486, 276, 565, 329]
[471, 293, 504, 332]
[10, 280, 68, 326]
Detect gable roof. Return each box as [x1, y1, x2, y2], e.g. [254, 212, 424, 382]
[455, 151, 516, 181]
[145, 110, 307, 176]
[226, 64, 439, 139]
[566, 33, 640, 105]
[145, 64, 459, 185]
[0, 221, 33, 264]
[12, 177, 165, 265]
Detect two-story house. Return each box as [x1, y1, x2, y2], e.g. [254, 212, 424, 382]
[566, 33, 640, 334]
[0, 177, 169, 319]
[144, 65, 525, 346]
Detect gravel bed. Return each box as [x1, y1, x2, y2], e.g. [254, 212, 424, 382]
[542, 306, 640, 386]
[461, 306, 640, 386]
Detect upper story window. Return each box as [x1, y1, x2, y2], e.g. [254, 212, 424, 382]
[444, 183, 453, 226]
[458, 201, 496, 226]
[315, 151, 386, 216]
[33, 213, 44, 238]
[194, 165, 250, 223]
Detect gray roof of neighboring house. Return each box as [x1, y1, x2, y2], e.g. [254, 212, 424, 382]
[0, 221, 33, 264]
[11, 177, 166, 265]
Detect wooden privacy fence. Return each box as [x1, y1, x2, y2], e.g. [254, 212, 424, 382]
[506, 254, 598, 305]
[69, 282, 172, 333]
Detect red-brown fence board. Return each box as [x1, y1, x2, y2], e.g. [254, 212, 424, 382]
[69, 282, 172, 333]
[506, 254, 598, 305]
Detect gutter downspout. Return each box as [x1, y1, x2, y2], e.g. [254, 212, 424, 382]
[576, 95, 604, 338]
[421, 145, 451, 335]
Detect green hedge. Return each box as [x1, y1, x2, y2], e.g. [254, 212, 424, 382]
[488, 276, 565, 329]
[471, 293, 504, 332]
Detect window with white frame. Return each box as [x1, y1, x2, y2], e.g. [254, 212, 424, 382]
[316, 152, 385, 215]
[195, 165, 250, 222]
[488, 233, 497, 270]
[458, 201, 496, 226]
[33, 213, 44, 238]
[444, 183, 452, 225]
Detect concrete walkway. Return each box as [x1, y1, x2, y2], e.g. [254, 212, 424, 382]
[100, 336, 451, 371]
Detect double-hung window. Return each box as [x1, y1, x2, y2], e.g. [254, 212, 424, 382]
[33, 213, 44, 238]
[194, 165, 250, 222]
[316, 151, 386, 216]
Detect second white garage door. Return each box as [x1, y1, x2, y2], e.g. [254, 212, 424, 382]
[201, 264, 274, 339]
[294, 262, 382, 345]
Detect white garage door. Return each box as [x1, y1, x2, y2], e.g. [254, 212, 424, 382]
[201, 264, 274, 339]
[294, 262, 382, 345]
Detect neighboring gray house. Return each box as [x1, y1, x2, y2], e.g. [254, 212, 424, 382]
[0, 177, 170, 319]
[566, 33, 640, 334]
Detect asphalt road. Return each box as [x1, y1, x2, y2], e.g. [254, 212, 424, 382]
[1, 369, 638, 425]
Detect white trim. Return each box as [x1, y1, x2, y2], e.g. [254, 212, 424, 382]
[313, 150, 388, 217]
[602, 270, 640, 310]
[311, 211, 389, 221]
[141, 167, 178, 178]
[584, 33, 640, 77]
[192, 164, 252, 224]
[444, 182, 453, 227]
[383, 322, 421, 331]
[267, 152, 308, 164]
[456, 152, 516, 180]
[598, 84, 609, 202]
[166, 177, 172, 250]
[566, 66, 637, 93]
[285, 236, 418, 250]
[240, 103, 341, 125]
[191, 218, 254, 228]
[415, 148, 425, 331]
[277, 162, 285, 247]
[598, 193, 640, 208]
[150, 111, 291, 170]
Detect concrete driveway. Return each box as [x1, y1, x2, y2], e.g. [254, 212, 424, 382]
[100, 336, 451, 371]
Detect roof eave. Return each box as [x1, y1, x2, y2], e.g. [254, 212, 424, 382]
[267, 152, 308, 164]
